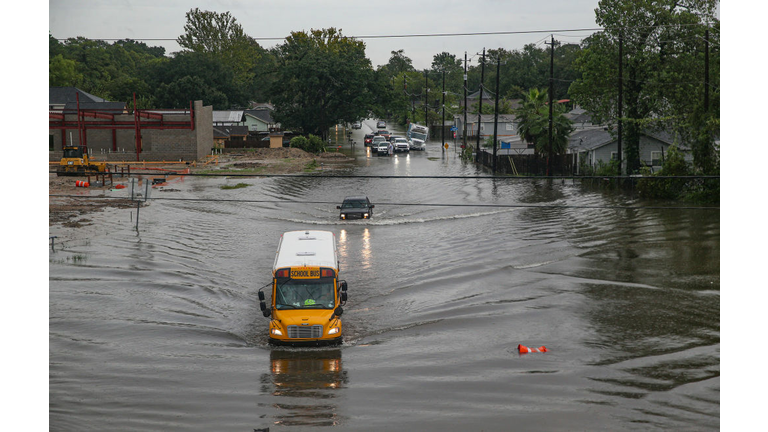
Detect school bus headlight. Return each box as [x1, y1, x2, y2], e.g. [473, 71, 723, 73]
[363, 213, 369, 218]
[271, 328, 283, 336]
[340, 214, 346, 219]
[328, 327, 340, 335]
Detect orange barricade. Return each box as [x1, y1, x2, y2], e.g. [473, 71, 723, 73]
[518, 344, 548, 354]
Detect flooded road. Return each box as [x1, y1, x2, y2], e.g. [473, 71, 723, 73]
[49, 120, 719, 431]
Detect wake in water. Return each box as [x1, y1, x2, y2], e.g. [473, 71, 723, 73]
[271, 208, 514, 226]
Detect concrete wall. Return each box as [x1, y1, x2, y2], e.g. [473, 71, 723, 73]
[49, 100, 213, 162]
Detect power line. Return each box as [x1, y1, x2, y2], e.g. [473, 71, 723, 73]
[54, 28, 605, 43]
[48, 194, 719, 210]
[53, 22, 719, 44]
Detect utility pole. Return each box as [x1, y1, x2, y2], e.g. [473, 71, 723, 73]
[617, 32, 623, 176]
[492, 56, 501, 173]
[404, 74, 408, 122]
[442, 69, 446, 153]
[475, 48, 485, 163]
[463, 52, 468, 150]
[704, 28, 709, 112]
[547, 35, 554, 177]
[424, 70, 429, 128]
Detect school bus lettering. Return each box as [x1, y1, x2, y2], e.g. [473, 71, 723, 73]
[290, 267, 321, 279]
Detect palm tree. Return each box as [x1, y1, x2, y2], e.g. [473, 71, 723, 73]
[514, 88, 573, 156]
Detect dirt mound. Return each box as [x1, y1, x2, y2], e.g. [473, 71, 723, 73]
[226, 147, 315, 160]
[49, 147, 354, 228]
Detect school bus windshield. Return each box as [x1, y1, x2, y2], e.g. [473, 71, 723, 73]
[275, 278, 335, 310]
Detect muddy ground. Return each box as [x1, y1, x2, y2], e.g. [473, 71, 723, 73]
[49, 148, 352, 228]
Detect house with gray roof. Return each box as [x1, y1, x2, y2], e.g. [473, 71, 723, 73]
[454, 113, 518, 139]
[49, 87, 126, 112]
[213, 110, 245, 126]
[568, 127, 691, 174]
[564, 106, 594, 129]
[213, 126, 249, 148]
[244, 109, 276, 132]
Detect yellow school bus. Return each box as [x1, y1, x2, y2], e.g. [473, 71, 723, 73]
[259, 230, 348, 345]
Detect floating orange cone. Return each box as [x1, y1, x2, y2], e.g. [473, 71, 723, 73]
[75, 180, 89, 188]
[518, 344, 548, 354]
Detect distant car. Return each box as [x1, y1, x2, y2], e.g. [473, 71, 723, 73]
[337, 196, 374, 220]
[377, 120, 386, 128]
[364, 134, 374, 146]
[372, 136, 387, 147]
[374, 130, 390, 139]
[376, 141, 390, 156]
[352, 122, 362, 129]
[393, 137, 410, 153]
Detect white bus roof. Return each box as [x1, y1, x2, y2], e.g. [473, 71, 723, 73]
[273, 230, 338, 272]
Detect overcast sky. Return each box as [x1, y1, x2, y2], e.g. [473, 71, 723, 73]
[49, 0, 612, 70]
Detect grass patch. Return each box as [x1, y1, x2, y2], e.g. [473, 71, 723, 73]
[220, 183, 249, 190]
[303, 159, 319, 172]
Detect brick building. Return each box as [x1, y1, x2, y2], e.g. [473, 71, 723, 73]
[49, 87, 213, 162]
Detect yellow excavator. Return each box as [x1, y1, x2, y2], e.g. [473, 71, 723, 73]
[57, 145, 108, 176]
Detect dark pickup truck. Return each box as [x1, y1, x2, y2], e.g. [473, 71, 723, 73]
[337, 196, 374, 220]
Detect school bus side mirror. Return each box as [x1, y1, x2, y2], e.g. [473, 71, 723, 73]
[340, 281, 348, 292]
[341, 292, 348, 303]
[258, 291, 270, 317]
[329, 306, 343, 321]
[336, 205, 341, 209]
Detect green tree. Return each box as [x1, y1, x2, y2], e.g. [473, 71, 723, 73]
[148, 50, 245, 108]
[268, 28, 374, 137]
[383, 49, 415, 76]
[514, 88, 573, 155]
[50, 35, 164, 106]
[177, 8, 267, 88]
[156, 75, 229, 109]
[112, 39, 166, 58]
[290, 134, 326, 154]
[569, 0, 719, 174]
[49, 54, 82, 87]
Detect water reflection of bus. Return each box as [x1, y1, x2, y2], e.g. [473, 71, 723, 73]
[264, 349, 348, 427]
[258, 231, 349, 345]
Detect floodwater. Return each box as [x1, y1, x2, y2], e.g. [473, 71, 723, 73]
[49, 120, 719, 431]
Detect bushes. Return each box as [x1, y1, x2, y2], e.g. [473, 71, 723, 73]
[635, 144, 718, 202]
[580, 158, 619, 177]
[289, 134, 326, 154]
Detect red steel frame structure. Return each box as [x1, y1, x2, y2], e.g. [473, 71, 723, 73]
[49, 93, 196, 161]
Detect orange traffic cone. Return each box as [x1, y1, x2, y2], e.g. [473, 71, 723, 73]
[518, 344, 548, 354]
[75, 180, 89, 188]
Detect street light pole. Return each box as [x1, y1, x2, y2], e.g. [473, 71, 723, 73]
[442, 69, 445, 153]
[463, 52, 468, 150]
[547, 35, 554, 177]
[492, 57, 500, 174]
[475, 48, 485, 163]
